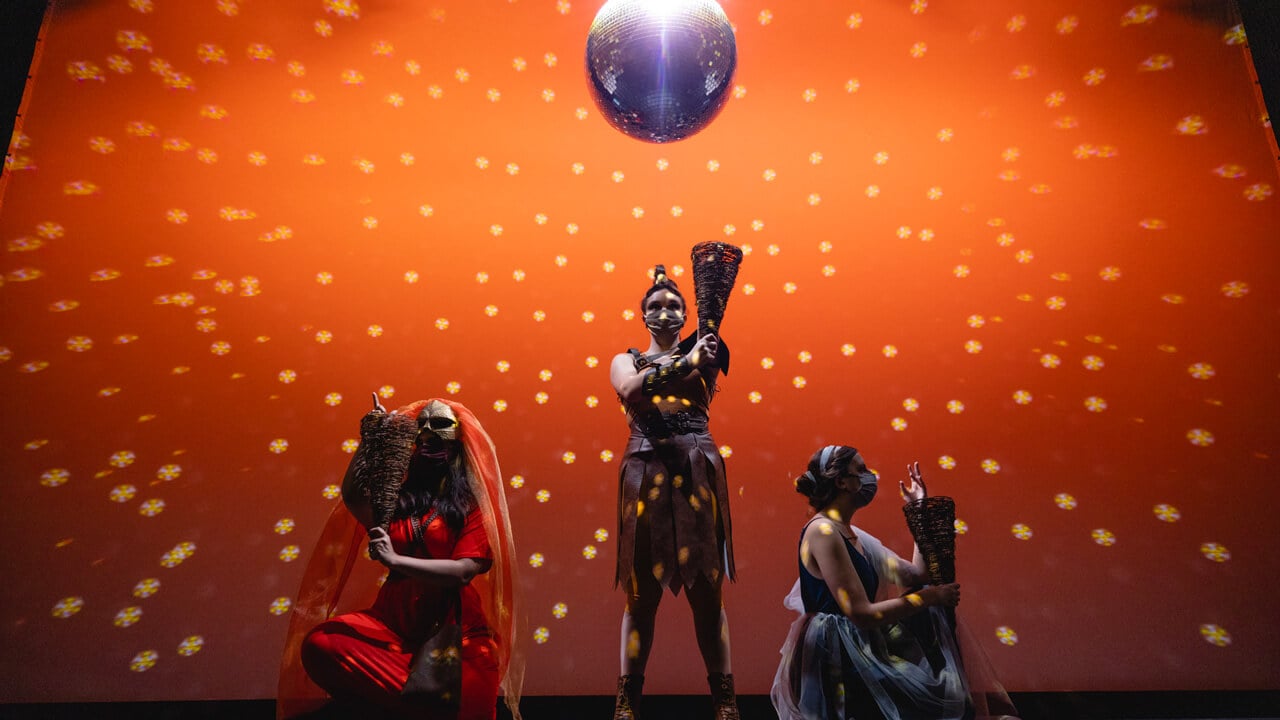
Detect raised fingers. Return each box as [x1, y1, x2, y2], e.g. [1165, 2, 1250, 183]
[910, 461, 926, 492]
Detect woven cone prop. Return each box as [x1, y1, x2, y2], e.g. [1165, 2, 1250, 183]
[903, 496, 957, 585]
[352, 411, 418, 529]
[690, 241, 744, 338]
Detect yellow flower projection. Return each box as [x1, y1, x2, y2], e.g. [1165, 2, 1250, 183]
[1, 0, 1277, 704]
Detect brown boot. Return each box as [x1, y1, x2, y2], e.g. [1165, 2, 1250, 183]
[614, 674, 643, 720]
[708, 673, 740, 720]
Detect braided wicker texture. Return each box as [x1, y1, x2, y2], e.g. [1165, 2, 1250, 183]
[352, 412, 418, 529]
[690, 241, 744, 337]
[902, 495, 957, 585]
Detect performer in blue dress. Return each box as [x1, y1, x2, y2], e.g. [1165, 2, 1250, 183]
[772, 445, 1014, 720]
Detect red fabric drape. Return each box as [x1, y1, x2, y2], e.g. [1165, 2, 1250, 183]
[277, 399, 523, 719]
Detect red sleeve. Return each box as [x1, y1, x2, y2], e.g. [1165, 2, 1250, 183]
[452, 507, 492, 561]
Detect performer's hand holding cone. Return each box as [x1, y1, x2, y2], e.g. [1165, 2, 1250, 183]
[901, 462, 957, 586]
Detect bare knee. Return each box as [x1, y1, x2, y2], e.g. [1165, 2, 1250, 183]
[625, 590, 661, 620]
[624, 574, 663, 619]
[684, 577, 725, 615]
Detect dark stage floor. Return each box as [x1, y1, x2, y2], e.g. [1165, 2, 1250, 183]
[3, 692, 1280, 720]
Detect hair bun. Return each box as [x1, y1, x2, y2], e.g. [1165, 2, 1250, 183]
[652, 264, 678, 288]
[795, 470, 817, 498]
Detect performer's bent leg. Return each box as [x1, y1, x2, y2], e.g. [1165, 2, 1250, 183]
[301, 617, 413, 715]
[305, 618, 500, 720]
[457, 635, 501, 720]
[684, 576, 731, 674]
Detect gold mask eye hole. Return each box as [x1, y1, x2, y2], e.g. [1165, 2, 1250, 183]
[426, 416, 458, 431]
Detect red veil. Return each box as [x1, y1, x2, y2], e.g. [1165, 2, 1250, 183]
[277, 399, 524, 719]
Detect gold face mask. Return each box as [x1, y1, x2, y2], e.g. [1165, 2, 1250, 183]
[418, 400, 459, 441]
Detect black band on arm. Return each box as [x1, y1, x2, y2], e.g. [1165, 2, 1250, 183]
[641, 356, 694, 395]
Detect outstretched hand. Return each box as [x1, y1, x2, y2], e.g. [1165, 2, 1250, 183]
[900, 461, 927, 502]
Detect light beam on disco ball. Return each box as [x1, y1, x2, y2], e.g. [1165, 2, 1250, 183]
[585, 0, 737, 143]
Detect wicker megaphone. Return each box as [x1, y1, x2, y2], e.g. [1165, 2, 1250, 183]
[351, 411, 418, 529]
[902, 496, 957, 585]
[690, 241, 744, 338]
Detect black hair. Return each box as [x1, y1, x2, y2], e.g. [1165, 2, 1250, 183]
[794, 445, 862, 510]
[639, 265, 685, 314]
[394, 448, 475, 534]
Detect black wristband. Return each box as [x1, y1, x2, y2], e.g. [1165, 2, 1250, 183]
[641, 356, 694, 394]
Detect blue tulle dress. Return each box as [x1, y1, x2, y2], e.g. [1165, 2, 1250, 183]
[771, 522, 1014, 720]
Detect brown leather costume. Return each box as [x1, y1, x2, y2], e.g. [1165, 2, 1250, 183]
[615, 346, 735, 594]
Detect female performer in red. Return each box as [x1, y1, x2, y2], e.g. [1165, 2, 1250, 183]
[278, 397, 523, 720]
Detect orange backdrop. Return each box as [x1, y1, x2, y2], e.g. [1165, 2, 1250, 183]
[2, 0, 1279, 703]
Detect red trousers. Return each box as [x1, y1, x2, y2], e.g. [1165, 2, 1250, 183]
[302, 612, 500, 720]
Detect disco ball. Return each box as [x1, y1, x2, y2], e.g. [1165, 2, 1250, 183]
[585, 0, 737, 143]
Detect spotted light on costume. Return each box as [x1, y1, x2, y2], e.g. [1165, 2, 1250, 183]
[585, 0, 737, 143]
[2, 0, 1276, 702]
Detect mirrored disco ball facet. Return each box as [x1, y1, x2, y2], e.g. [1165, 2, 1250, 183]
[586, 0, 737, 143]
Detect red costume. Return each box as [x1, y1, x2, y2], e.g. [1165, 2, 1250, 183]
[278, 400, 523, 720]
[301, 508, 498, 719]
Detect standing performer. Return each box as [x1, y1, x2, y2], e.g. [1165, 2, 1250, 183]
[277, 396, 523, 720]
[610, 256, 740, 720]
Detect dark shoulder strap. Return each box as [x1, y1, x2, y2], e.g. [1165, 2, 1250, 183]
[799, 516, 821, 546]
[800, 516, 858, 552]
[628, 348, 649, 370]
